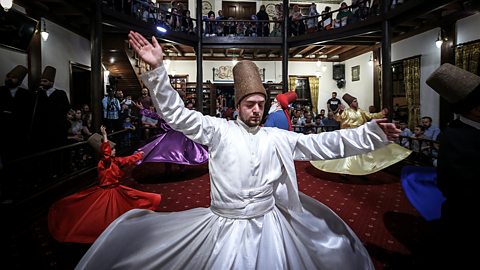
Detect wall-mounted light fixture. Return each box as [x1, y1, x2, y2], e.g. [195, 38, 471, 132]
[41, 19, 49, 41]
[0, 0, 13, 12]
[435, 29, 447, 48]
[231, 50, 238, 66]
[368, 55, 374, 66]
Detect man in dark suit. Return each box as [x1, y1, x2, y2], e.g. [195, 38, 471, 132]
[34, 66, 70, 150]
[0, 65, 32, 161]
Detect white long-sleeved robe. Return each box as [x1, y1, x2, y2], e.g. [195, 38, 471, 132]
[76, 65, 389, 270]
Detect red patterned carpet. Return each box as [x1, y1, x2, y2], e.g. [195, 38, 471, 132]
[6, 161, 437, 269]
[127, 161, 433, 269]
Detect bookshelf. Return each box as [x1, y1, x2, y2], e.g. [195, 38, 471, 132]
[169, 75, 188, 98]
[266, 83, 283, 102]
[185, 82, 216, 116]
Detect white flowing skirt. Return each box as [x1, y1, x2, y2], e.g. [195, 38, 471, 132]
[76, 193, 373, 270]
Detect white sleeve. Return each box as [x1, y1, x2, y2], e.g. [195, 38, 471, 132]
[140, 65, 224, 147]
[284, 121, 390, 161]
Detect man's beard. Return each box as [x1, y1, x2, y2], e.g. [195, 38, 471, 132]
[240, 114, 261, 127]
[4, 79, 18, 89]
[268, 105, 279, 115]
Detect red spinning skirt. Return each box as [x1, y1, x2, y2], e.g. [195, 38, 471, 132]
[48, 184, 161, 243]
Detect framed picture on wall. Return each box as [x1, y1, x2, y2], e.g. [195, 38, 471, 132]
[352, 65, 360, 81]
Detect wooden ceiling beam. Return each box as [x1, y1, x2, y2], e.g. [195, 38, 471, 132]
[339, 46, 374, 62]
[170, 44, 183, 56]
[302, 46, 324, 58]
[289, 46, 308, 57]
[323, 46, 342, 55]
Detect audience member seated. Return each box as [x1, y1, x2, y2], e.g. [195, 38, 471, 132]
[181, 10, 195, 34]
[421, 116, 441, 141]
[410, 125, 431, 159]
[335, 2, 353, 28]
[321, 111, 340, 132]
[224, 17, 237, 36]
[270, 17, 282, 37]
[204, 11, 216, 36]
[398, 121, 413, 148]
[319, 6, 332, 30]
[67, 109, 84, 143]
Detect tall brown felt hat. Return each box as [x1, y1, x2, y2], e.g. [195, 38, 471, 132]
[426, 63, 480, 104]
[41, 66, 56, 82]
[233, 60, 267, 106]
[7, 65, 28, 82]
[342, 93, 356, 105]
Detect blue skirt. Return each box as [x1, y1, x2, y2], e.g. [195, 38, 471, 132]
[401, 166, 445, 221]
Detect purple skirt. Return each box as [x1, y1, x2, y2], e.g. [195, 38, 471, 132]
[137, 130, 208, 165]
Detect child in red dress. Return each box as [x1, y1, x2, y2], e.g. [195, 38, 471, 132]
[48, 126, 161, 243]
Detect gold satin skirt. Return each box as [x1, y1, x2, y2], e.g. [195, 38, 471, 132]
[310, 143, 412, 175]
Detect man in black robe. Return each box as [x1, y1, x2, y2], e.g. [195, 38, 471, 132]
[33, 66, 70, 150]
[426, 63, 480, 268]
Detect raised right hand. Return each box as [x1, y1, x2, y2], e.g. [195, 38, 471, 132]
[100, 125, 107, 135]
[128, 31, 163, 69]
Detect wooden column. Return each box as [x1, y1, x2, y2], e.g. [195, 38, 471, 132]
[196, 0, 203, 111]
[27, 29, 42, 91]
[90, 0, 103, 133]
[282, 0, 289, 93]
[372, 48, 381, 110]
[439, 24, 456, 129]
[381, 0, 393, 117]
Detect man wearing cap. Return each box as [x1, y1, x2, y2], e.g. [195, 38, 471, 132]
[264, 91, 297, 130]
[425, 63, 480, 266]
[76, 31, 403, 270]
[34, 66, 70, 149]
[336, 93, 387, 129]
[0, 65, 32, 161]
[311, 93, 410, 175]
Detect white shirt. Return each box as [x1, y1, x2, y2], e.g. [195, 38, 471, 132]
[45, 87, 56, 97]
[74, 64, 384, 270]
[9, 87, 18, 98]
[142, 65, 389, 214]
[460, 115, 480, 130]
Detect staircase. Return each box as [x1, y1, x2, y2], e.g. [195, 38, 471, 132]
[103, 33, 142, 99]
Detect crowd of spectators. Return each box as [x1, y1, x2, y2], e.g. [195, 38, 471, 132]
[106, 0, 407, 39]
